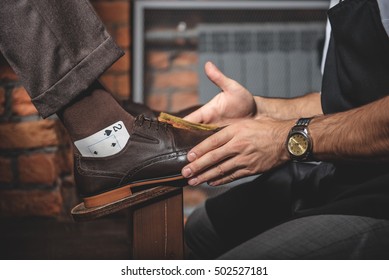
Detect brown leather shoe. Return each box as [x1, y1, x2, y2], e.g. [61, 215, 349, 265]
[71, 114, 216, 221]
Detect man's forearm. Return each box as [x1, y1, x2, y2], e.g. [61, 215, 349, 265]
[310, 95, 389, 162]
[254, 92, 323, 120]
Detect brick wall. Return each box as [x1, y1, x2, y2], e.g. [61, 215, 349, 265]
[0, 0, 200, 219]
[93, 0, 200, 113]
[145, 50, 200, 112]
[0, 0, 132, 219]
[0, 57, 75, 218]
[92, 0, 132, 100]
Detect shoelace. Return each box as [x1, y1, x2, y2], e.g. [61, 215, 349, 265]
[135, 114, 169, 130]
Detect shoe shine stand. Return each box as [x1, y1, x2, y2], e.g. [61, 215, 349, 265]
[71, 115, 216, 259]
[71, 186, 184, 259]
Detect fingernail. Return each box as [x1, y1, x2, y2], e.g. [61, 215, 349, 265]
[188, 152, 197, 162]
[188, 177, 198, 186]
[182, 167, 192, 178]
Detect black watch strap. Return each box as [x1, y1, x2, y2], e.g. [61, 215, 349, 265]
[287, 117, 314, 161]
[295, 117, 312, 127]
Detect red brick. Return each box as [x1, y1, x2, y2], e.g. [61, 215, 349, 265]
[92, 2, 129, 24]
[61, 174, 75, 189]
[153, 70, 198, 89]
[171, 91, 199, 112]
[104, 23, 116, 38]
[146, 93, 169, 112]
[0, 87, 4, 101]
[0, 157, 13, 183]
[172, 51, 198, 67]
[108, 50, 130, 72]
[11, 86, 38, 116]
[60, 175, 78, 216]
[100, 74, 130, 98]
[0, 64, 18, 81]
[18, 153, 59, 185]
[0, 119, 62, 149]
[116, 74, 130, 98]
[12, 86, 30, 102]
[56, 147, 74, 175]
[183, 188, 207, 206]
[0, 87, 5, 115]
[115, 25, 131, 48]
[0, 187, 62, 217]
[147, 51, 170, 70]
[55, 121, 72, 146]
[100, 74, 116, 93]
[12, 103, 39, 117]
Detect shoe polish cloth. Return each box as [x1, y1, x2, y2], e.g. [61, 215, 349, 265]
[74, 121, 130, 157]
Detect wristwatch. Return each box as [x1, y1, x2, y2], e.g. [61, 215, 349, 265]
[286, 117, 314, 161]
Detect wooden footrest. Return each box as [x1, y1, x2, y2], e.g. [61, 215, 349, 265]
[71, 186, 182, 222]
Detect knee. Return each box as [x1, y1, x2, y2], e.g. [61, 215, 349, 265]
[184, 205, 225, 259]
[184, 206, 204, 254]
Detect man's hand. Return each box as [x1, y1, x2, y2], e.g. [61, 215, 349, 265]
[181, 117, 293, 186]
[184, 62, 257, 126]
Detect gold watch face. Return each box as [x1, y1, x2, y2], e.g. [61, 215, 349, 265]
[287, 133, 309, 156]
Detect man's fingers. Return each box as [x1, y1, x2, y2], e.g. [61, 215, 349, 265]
[187, 158, 243, 186]
[205, 61, 233, 91]
[183, 102, 215, 123]
[186, 158, 252, 187]
[183, 107, 204, 123]
[189, 129, 230, 161]
[182, 130, 232, 179]
[208, 169, 250, 186]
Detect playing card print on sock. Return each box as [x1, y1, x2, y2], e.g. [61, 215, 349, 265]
[74, 121, 130, 157]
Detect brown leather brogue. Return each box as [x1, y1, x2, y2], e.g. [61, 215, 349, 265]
[71, 114, 216, 220]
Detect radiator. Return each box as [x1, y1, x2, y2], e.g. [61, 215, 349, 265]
[198, 23, 326, 103]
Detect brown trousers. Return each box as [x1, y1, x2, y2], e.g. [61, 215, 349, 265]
[0, 0, 123, 117]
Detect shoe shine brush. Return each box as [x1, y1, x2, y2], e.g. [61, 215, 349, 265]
[158, 112, 219, 131]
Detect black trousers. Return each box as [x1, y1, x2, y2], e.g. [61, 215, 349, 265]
[185, 162, 389, 259]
